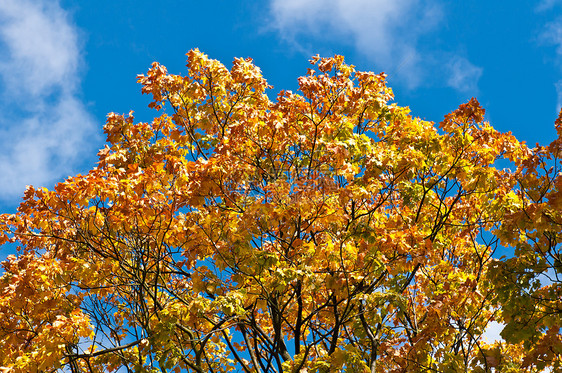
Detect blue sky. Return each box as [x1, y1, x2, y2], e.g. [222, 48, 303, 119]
[1, 0, 562, 211]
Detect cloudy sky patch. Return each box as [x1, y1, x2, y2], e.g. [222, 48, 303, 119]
[536, 0, 562, 12]
[538, 16, 562, 113]
[540, 17, 562, 56]
[269, 0, 481, 92]
[445, 56, 483, 94]
[0, 0, 97, 201]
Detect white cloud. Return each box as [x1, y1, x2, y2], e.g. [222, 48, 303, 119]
[0, 0, 98, 201]
[541, 18, 562, 56]
[445, 56, 483, 94]
[536, 0, 562, 12]
[539, 19, 562, 113]
[268, 0, 481, 92]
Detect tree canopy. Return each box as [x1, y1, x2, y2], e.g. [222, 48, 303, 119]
[0, 50, 560, 372]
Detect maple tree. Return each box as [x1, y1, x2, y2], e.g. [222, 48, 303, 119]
[487, 111, 562, 371]
[0, 49, 560, 372]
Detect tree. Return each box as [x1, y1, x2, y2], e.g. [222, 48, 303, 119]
[487, 111, 562, 372]
[0, 49, 558, 372]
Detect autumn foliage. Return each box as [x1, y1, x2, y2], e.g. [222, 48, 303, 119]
[0, 50, 561, 372]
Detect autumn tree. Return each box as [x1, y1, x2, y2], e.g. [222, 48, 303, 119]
[0, 49, 558, 372]
[485, 111, 562, 371]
